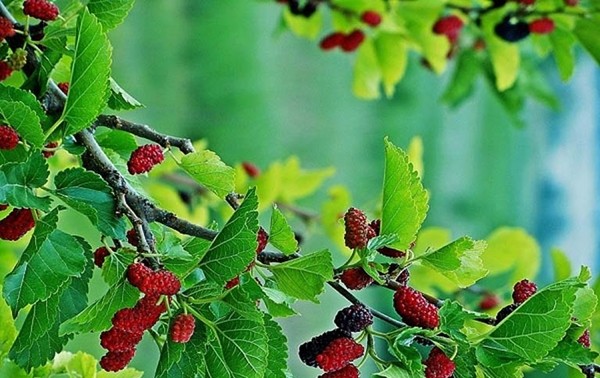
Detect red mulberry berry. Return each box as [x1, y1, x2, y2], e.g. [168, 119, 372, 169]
[140, 269, 181, 295]
[170, 314, 196, 343]
[242, 161, 260, 177]
[126, 228, 139, 246]
[94, 247, 110, 268]
[424, 347, 455, 378]
[320, 32, 345, 51]
[225, 276, 240, 289]
[135, 295, 167, 329]
[344, 208, 368, 249]
[361, 11, 382, 27]
[42, 141, 59, 158]
[57, 82, 69, 94]
[397, 269, 410, 286]
[340, 30, 365, 52]
[256, 227, 269, 254]
[319, 364, 360, 378]
[0, 17, 15, 41]
[0, 125, 19, 150]
[340, 268, 373, 290]
[299, 329, 352, 367]
[127, 144, 164, 175]
[578, 329, 591, 348]
[99, 349, 135, 372]
[479, 293, 500, 311]
[23, 0, 59, 21]
[334, 304, 373, 333]
[432, 15, 464, 43]
[529, 18, 555, 34]
[100, 328, 143, 352]
[0, 61, 12, 81]
[0, 208, 35, 241]
[512, 279, 537, 304]
[495, 303, 519, 324]
[393, 286, 439, 329]
[126, 262, 152, 289]
[316, 337, 364, 372]
[112, 308, 144, 334]
[0, 204, 8, 211]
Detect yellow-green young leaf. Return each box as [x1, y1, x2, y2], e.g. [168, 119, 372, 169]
[374, 33, 408, 98]
[550, 28, 575, 81]
[63, 8, 112, 135]
[321, 185, 352, 254]
[87, 0, 136, 30]
[573, 16, 600, 65]
[0, 100, 43, 147]
[180, 150, 235, 199]
[278, 156, 334, 203]
[269, 250, 333, 302]
[0, 286, 17, 357]
[481, 228, 540, 286]
[407, 136, 424, 178]
[551, 248, 571, 281]
[420, 237, 488, 288]
[332, 0, 385, 12]
[282, 8, 323, 40]
[572, 287, 597, 327]
[52, 352, 97, 378]
[409, 228, 454, 294]
[98, 368, 144, 378]
[381, 138, 429, 251]
[481, 10, 520, 91]
[269, 206, 298, 255]
[397, 1, 448, 73]
[256, 161, 283, 211]
[353, 39, 382, 100]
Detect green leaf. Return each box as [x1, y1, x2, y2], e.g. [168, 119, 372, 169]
[204, 311, 268, 378]
[0, 152, 52, 210]
[22, 47, 63, 96]
[0, 287, 17, 357]
[63, 8, 112, 135]
[442, 50, 481, 108]
[574, 16, 600, 65]
[482, 10, 520, 91]
[545, 336, 598, 367]
[0, 85, 46, 123]
[269, 249, 333, 302]
[572, 287, 597, 327]
[264, 315, 288, 378]
[0, 100, 44, 147]
[107, 78, 144, 110]
[53, 168, 126, 239]
[282, 8, 322, 39]
[374, 33, 409, 98]
[353, 39, 382, 100]
[3, 209, 88, 316]
[388, 344, 424, 376]
[550, 28, 576, 81]
[420, 237, 488, 288]
[381, 138, 429, 251]
[439, 301, 480, 343]
[59, 280, 139, 335]
[551, 248, 571, 281]
[102, 249, 135, 286]
[95, 128, 139, 160]
[262, 287, 297, 318]
[269, 206, 298, 255]
[453, 343, 478, 378]
[199, 188, 258, 286]
[277, 156, 334, 203]
[374, 365, 413, 378]
[155, 316, 208, 378]
[87, 0, 136, 30]
[180, 150, 236, 199]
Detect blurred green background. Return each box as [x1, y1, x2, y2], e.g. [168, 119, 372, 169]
[30, 0, 600, 376]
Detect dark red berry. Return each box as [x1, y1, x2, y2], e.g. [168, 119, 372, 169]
[134, 295, 167, 329]
[0, 17, 15, 41]
[393, 286, 439, 329]
[23, 0, 59, 21]
[94, 247, 110, 268]
[42, 141, 59, 158]
[242, 161, 260, 177]
[344, 208, 368, 249]
[126, 228, 139, 246]
[0, 208, 35, 241]
[0, 61, 12, 81]
[0, 204, 7, 211]
[320, 32, 345, 51]
[495, 303, 519, 324]
[0, 125, 19, 150]
[99, 349, 135, 372]
[432, 15, 464, 43]
[319, 364, 360, 378]
[316, 337, 364, 372]
[126, 262, 152, 289]
[340, 268, 373, 290]
[334, 304, 373, 333]
[479, 293, 500, 311]
[170, 314, 196, 343]
[112, 308, 145, 334]
[340, 30, 365, 52]
[140, 269, 181, 296]
[529, 18, 555, 34]
[299, 329, 352, 367]
[127, 144, 164, 175]
[361, 11, 382, 27]
[225, 276, 240, 289]
[256, 227, 269, 254]
[424, 347, 455, 378]
[57, 82, 69, 94]
[396, 269, 410, 286]
[578, 329, 591, 348]
[100, 328, 143, 352]
[512, 279, 537, 304]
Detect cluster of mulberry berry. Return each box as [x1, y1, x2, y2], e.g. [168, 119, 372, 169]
[316, 8, 380, 53]
[127, 144, 164, 175]
[299, 328, 363, 374]
[423, 347, 455, 378]
[0, 17, 15, 42]
[0, 208, 35, 241]
[343, 208, 407, 257]
[495, 278, 537, 323]
[393, 286, 440, 329]
[23, 0, 60, 21]
[127, 262, 181, 296]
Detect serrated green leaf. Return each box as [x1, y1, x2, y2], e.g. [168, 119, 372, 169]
[180, 150, 235, 199]
[353, 39, 382, 100]
[442, 50, 481, 108]
[204, 311, 268, 378]
[388, 344, 424, 375]
[550, 28, 576, 81]
[545, 336, 598, 367]
[95, 128, 139, 160]
[374, 365, 413, 378]
[439, 301, 479, 344]
[572, 287, 597, 327]
[421, 237, 488, 288]
[269, 206, 297, 255]
[0, 100, 44, 147]
[107, 78, 144, 110]
[269, 249, 333, 302]
[264, 315, 288, 378]
[52, 351, 97, 378]
[374, 33, 409, 98]
[199, 188, 258, 286]
[381, 138, 429, 251]
[88, 0, 136, 30]
[0, 287, 16, 357]
[59, 280, 139, 335]
[63, 8, 112, 135]
[101, 249, 134, 286]
[0, 85, 46, 123]
[574, 16, 600, 65]
[3, 209, 87, 316]
[185, 281, 223, 301]
[22, 47, 63, 96]
[481, 10, 520, 91]
[0, 152, 52, 210]
[54, 168, 126, 238]
[454, 343, 477, 378]
[262, 287, 297, 318]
